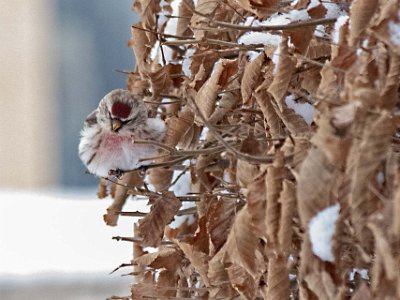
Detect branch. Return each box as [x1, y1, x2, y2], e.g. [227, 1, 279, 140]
[188, 93, 277, 164]
[197, 17, 337, 32]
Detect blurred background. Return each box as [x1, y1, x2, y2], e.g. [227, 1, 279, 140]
[0, 0, 142, 298]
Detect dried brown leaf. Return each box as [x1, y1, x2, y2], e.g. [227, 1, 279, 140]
[274, 101, 310, 136]
[304, 270, 337, 300]
[265, 152, 284, 245]
[255, 89, 285, 139]
[237, 134, 263, 188]
[241, 53, 266, 106]
[368, 222, 397, 281]
[157, 269, 178, 298]
[189, 49, 219, 90]
[194, 59, 238, 125]
[128, 23, 151, 72]
[316, 62, 340, 104]
[176, 241, 210, 286]
[132, 0, 160, 43]
[349, 0, 379, 45]
[266, 255, 290, 300]
[247, 175, 267, 238]
[306, 40, 331, 60]
[287, 26, 315, 54]
[348, 111, 395, 230]
[104, 171, 143, 226]
[97, 178, 108, 199]
[177, 0, 194, 37]
[236, 0, 278, 19]
[278, 180, 296, 254]
[208, 83, 240, 124]
[207, 197, 236, 252]
[268, 37, 297, 109]
[226, 264, 258, 300]
[134, 247, 182, 271]
[131, 271, 156, 298]
[351, 283, 372, 300]
[138, 192, 182, 247]
[300, 67, 322, 96]
[297, 147, 337, 225]
[164, 107, 195, 147]
[224, 205, 261, 279]
[208, 248, 238, 298]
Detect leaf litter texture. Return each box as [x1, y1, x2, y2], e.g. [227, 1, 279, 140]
[94, 0, 400, 298]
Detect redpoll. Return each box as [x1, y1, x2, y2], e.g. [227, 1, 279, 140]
[79, 89, 165, 177]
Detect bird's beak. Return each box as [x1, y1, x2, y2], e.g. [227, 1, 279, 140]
[111, 119, 122, 132]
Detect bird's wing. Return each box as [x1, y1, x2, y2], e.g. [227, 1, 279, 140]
[84, 109, 98, 127]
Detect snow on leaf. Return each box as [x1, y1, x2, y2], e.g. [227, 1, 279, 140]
[308, 203, 340, 262]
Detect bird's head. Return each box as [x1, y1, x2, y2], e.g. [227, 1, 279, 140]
[97, 89, 148, 134]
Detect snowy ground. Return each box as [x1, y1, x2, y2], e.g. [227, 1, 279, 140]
[0, 189, 149, 299]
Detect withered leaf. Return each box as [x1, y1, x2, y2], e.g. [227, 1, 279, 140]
[134, 247, 183, 271]
[241, 53, 266, 107]
[138, 192, 182, 247]
[207, 197, 236, 252]
[176, 241, 210, 286]
[226, 264, 258, 300]
[224, 205, 262, 279]
[268, 37, 297, 109]
[194, 59, 238, 125]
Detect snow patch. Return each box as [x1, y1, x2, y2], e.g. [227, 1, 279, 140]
[0, 189, 150, 275]
[314, 25, 325, 38]
[333, 15, 349, 44]
[285, 95, 314, 125]
[349, 268, 369, 281]
[182, 48, 195, 77]
[247, 51, 262, 61]
[238, 31, 281, 46]
[308, 203, 340, 262]
[388, 13, 400, 46]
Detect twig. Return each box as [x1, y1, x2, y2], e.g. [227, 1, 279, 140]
[118, 207, 197, 217]
[144, 100, 182, 105]
[168, 165, 190, 188]
[209, 17, 337, 32]
[114, 69, 134, 75]
[132, 25, 189, 40]
[188, 95, 277, 164]
[133, 140, 175, 153]
[109, 263, 133, 275]
[163, 38, 264, 50]
[138, 153, 171, 162]
[182, 0, 336, 31]
[113, 236, 174, 245]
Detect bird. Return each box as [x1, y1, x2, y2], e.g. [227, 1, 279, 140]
[78, 89, 166, 177]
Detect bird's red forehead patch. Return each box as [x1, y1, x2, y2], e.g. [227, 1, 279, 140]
[111, 101, 131, 119]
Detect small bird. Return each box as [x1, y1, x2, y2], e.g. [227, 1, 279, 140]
[79, 89, 165, 177]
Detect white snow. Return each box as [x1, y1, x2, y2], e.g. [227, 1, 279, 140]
[285, 94, 314, 125]
[332, 15, 349, 44]
[349, 268, 369, 281]
[182, 47, 195, 77]
[388, 13, 400, 46]
[271, 40, 283, 75]
[238, 31, 281, 46]
[308, 203, 340, 262]
[323, 2, 342, 18]
[0, 189, 149, 275]
[376, 172, 384, 184]
[314, 25, 325, 38]
[247, 51, 261, 61]
[150, 0, 182, 65]
[164, 0, 181, 37]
